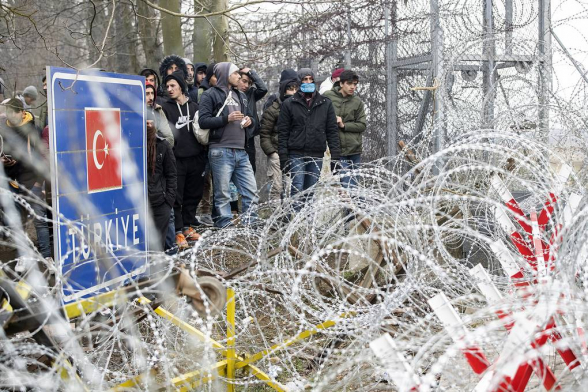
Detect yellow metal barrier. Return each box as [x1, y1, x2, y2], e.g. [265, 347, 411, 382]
[3, 275, 344, 391]
[226, 288, 236, 392]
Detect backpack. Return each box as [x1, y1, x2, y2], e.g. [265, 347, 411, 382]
[193, 95, 231, 145]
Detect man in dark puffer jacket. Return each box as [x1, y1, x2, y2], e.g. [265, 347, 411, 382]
[277, 68, 340, 211]
[259, 68, 297, 201]
[158, 55, 189, 100]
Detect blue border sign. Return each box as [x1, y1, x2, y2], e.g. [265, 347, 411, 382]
[47, 67, 148, 302]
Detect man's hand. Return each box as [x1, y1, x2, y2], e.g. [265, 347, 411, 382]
[146, 120, 156, 133]
[336, 116, 345, 129]
[1, 155, 16, 167]
[241, 67, 251, 74]
[242, 116, 252, 128]
[228, 111, 244, 122]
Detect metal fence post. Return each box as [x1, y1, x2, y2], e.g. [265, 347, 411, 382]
[385, 1, 398, 158]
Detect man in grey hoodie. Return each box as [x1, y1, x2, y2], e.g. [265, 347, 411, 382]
[198, 62, 259, 228]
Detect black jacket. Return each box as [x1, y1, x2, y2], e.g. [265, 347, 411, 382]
[160, 97, 205, 158]
[187, 85, 199, 104]
[277, 91, 341, 161]
[148, 137, 177, 208]
[0, 111, 44, 188]
[198, 86, 255, 146]
[243, 70, 268, 136]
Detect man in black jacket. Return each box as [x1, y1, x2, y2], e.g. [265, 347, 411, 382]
[277, 68, 341, 211]
[158, 55, 188, 99]
[146, 112, 176, 251]
[160, 70, 205, 249]
[0, 98, 51, 259]
[237, 67, 268, 173]
[198, 62, 258, 228]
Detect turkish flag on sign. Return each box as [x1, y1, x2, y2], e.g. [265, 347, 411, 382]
[85, 108, 123, 193]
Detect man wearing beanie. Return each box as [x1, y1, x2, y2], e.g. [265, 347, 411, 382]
[319, 68, 344, 95]
[198, 62, 258, 228]
[18, 86, 38, 110]
[277, 68, 341, 211]
[160, 70, 206, 249]
[260, 68, 298, 201]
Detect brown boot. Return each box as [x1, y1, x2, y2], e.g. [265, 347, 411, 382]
[175, 233, 189, 250]
[183, 227, 201, 241]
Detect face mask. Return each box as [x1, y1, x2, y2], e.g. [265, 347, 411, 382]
[300, 83, 316, 93]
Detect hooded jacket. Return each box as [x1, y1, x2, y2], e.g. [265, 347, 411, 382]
[323, 84, 367, 156]
[260, 97, 282, 156]
[160, 72, 203, 159]
[140, 68, 161, 91]
[198, 62, 255, 146]
[259, 69, 298, 155]
[263, 68, 298, 110]
[158, 55, 188, 98]
[277, 90, 341, 162]
[146, 83, 174, 146]
[0, 111, 44, 188]
[194, 62, 207, 81]
[140, 68, 164, 105]
[182, 58, 200, 103]
[198, 62, 216, 99]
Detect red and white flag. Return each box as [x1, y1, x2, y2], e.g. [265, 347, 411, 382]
[85, 108, 122, 193]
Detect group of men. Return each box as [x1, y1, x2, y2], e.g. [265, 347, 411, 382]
[0, 56, 366, 257]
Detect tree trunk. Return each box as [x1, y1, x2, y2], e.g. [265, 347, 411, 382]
[192, 0, 211, 63]
[122, 2, 140, 73]
[210, 0, 229, 62]
[160, 0, 184, 57]
[137, 0, 164, 70]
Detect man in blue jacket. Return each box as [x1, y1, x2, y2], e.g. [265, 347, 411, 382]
[198, 63, 259, 228]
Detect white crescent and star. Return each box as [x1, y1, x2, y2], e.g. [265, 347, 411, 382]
[92, 129, 109, 170]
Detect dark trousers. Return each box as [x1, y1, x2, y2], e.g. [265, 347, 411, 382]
[174, 155, 206, 232]
[151, 203, 172, 250]
[245, 137, 256, 173]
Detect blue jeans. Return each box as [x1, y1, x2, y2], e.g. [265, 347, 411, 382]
[339, 154, 361, 189]
[289, 155, 323, 211]
[209, 147, 258, 228]
[165, 209, 176, 254]
[31, 184, 51, 258]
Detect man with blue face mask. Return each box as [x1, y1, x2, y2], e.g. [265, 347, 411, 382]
[277, 68, 341, 212]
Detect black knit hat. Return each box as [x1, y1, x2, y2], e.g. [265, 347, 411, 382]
[205, 62, 216, 82]
[163, 70, 188, 94]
